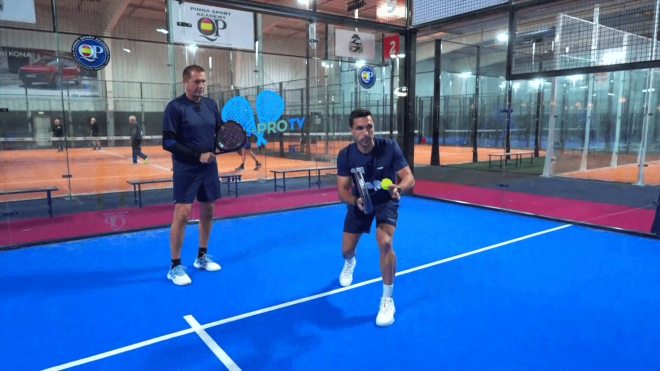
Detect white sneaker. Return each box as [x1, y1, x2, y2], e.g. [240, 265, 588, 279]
[339, 258, 356, 287]
[376, 297, 396, 327]
[167, 265, 191, 286]
[194, 254, 221, 272]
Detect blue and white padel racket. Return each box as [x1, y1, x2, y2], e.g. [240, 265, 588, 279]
[255, 91, 285, 146]
[221, 96, 265, 145]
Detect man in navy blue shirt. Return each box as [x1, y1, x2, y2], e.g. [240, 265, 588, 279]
[162, 65, 222, 286]
[336, 108, 415, 327]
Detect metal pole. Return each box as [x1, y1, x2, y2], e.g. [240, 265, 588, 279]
[279, 82, 285, 158]
[390, 59, 395, 139]
[473, 46, 481, 163]
[431, 39, 441, 166]
[638, 0, 660, 184]
[534, 79, 543, 157]
[580, 5, 600, 171]
[542, 77, 559, 177]
[403, 29, 417, 174]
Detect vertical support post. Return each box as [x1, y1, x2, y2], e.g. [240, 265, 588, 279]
[637, 0, 660, 185]
[543, 77, 560, 177]
[431, 39, 441, 166]
[473, 46, 481, 163]
[611, 69, 626, 166]
[580, 5, 600, 171]
[390, 59, 395, 139]
[403, 29, 417, 175]
[279, 82, 285, 158]
[534, 79, 543, 157]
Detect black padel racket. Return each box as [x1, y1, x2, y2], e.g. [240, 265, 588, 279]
[214, 120, 247, 154]
[354, 171, 373, 214]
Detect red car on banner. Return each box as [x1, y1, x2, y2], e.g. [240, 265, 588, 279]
[18, 57, 82, 87]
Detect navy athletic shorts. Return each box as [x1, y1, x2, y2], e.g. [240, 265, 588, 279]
[343, 200, 399, 234]
[173, 163, 221, 204]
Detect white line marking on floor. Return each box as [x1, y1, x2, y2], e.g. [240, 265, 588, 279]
[100, 149, 171, 171]
[42, 223, 572, 371]
[41, 329, 195, 371]
[184, 315, 241, 371]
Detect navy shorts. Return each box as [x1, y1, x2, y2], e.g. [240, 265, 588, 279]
[242, 141, 251, 150]
[343, 200, 399, 234]
[173, 164, 221, 204]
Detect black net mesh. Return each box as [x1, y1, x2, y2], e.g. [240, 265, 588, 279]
[413, 0, 507, 26]
[513, 0, 659, 76]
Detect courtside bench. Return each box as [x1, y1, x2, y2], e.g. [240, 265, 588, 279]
[0, 186, 58, 218]
[488, 151, 535, 169]
[127, 174, 242, 208]
[270, 166, 335, 193]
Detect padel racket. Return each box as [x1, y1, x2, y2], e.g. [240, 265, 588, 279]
[214, 120, 247, 154]
[221, 96, 256, 135]
[256, 91, 285, 122]
[354, 171, 373, 214]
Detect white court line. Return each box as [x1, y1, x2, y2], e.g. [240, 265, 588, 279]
[100, 149, 172, 172]
[41, 223, 572, 371]
[41, 329, 195, 371]
[184, 315, 241, 371]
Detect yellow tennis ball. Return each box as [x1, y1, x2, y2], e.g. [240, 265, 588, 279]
[381, 178, 393, 189]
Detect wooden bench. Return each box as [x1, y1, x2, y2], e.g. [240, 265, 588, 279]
[127, 174, 242, 208]
[488, 151, 535, 169]
[0, 186, 58, 218]
[270, 166, 335, 193]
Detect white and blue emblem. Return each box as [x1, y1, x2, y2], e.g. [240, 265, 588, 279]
[72, 36, 110, 71]
[358, 65, 376, 89]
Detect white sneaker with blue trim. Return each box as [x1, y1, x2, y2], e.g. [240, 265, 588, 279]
[194, 254, 221, 272]
[167, 265, 191, 286]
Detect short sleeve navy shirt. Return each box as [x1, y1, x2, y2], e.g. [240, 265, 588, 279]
[162, 94, 222, 169]
[336, 137, 408, 205]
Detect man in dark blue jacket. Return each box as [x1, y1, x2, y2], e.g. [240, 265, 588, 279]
[161, 65, 222, 286]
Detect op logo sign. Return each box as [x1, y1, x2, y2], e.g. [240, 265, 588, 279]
[72, 36, 110, 71]
[197, 17, 227, 42]
[359, 65, 376, 89]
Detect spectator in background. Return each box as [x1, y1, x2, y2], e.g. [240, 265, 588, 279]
[130, 115, 148, 164]
[91, 117, 101, 150]
[51, 119, 64, 152]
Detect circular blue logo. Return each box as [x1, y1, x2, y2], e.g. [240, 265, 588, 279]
[358, 65, 376, 89]
[72, 36, 110, 71]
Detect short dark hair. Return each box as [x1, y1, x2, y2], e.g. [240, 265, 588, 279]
[183, 65, 205, 81]
[349, 108, 373, 128]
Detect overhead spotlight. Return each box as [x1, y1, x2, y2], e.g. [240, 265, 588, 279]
[390, 53, 397, 59]
[123, 48, 131, 53]
[397, 53, 405, 58]
[497, 33, 508, 42]
[156, 28, 169, 34]
[355, 60, 366, 67]
[394, 86, 407, 97]
[187, 43, 198, 51]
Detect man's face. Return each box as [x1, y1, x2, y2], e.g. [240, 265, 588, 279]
[184, 70, 206, 100]
[91, 119, 95, 124]
[350, 115, 375, 147]
[55, 120, 60, 126]
[129, 117, 135, 124]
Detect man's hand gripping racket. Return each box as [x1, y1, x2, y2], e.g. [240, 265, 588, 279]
[354, 171, 373, 214]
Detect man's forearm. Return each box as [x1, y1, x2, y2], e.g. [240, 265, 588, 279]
[338, 188, 357, 205]
[397, 175, 415, 194]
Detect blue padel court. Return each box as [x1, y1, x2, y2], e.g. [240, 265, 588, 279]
[1, 197, 659, 370]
